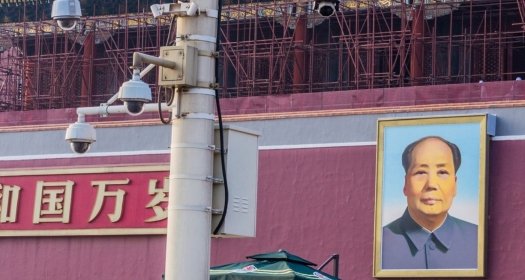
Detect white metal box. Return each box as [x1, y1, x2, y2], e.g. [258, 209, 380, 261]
[212, 125, 259, 237]
[158, 45, 198, 87]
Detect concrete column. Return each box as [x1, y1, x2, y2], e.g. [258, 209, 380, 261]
[164, 1, 218, 279]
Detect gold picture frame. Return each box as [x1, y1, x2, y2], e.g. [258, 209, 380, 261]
[373, 114, 494, 278]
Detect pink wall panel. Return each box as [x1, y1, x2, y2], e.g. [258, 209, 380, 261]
[0, 236, 166, 280]
[211, 146, 376, 278]
[211, 141, 525, 279]
[1, 141, 525, 279]
[485, 141, 525, 279]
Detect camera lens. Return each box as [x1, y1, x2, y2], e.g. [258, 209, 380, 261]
[70, 142, 91, 154]
[319, 4, 335, 17]
[125, 101, 145, 116]
[57, 19, 78, 31]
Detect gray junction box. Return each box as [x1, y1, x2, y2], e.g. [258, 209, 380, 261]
[212, 125, 259, 237]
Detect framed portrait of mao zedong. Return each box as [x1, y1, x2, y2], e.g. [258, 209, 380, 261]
[373, 114, 495, 278]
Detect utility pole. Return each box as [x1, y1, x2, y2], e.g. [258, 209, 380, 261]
[55, 0, 221, 278]
[164, 0, 218, 279]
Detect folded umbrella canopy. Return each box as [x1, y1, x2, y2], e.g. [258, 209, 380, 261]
[210, 250, 339, 280]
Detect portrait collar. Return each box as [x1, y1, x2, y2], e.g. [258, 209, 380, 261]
[401, 209, 453, 253]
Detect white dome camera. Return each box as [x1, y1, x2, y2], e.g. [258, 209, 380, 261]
[314, 0, 340, 17]
[65, 120, 96, 154]
[51, 0, 82, 31]
[118, 69, 152, 116]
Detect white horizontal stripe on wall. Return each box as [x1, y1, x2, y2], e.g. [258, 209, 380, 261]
[0, 136, 521, 161]
[258, 141, 376, 150]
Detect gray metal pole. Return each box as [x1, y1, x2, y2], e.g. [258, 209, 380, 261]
[164, 1, 218, 279]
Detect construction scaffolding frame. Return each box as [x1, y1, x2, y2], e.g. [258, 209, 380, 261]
[0, 0, 524, 111]
[218, 0, 525, 97]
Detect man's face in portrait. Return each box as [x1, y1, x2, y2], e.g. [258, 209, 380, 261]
[403, 138, 457, 228]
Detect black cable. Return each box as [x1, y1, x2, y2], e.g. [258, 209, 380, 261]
[157, 14, 177, 125]
[158, 87, 172, 125]
[212, 0, 227, 235]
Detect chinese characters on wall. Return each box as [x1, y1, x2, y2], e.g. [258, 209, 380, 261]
[0, 166, 170, 236]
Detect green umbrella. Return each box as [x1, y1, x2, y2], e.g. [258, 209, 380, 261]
[210, 250, 339, 280]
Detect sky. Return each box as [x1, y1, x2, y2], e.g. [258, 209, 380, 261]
[380, 120, 484, 226]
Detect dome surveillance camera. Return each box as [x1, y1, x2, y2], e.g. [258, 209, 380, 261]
[51, 0, 82, 31]
[65, 121, 96, 154]
[118, 69, 152, 116]
[314, 0, 340, 17]
[57, 18, 78, 31]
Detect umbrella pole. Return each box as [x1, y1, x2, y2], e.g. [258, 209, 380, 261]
[317, 254, 340, 278]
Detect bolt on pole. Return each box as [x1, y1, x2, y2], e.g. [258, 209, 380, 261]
[164, 0, 218, 279]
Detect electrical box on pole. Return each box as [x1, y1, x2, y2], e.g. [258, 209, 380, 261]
[212, 125, 259, 237]
[158, 45, 198, 87]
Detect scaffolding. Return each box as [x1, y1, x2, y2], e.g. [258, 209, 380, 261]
[219, 0, 525, 96]
[0, 0, 524, 111]
[0, 11, 173, 110]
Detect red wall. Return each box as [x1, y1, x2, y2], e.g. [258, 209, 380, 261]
[211, 141, 525, 279]
[212, 146, 376, 278]
[1, 141, 525, 279]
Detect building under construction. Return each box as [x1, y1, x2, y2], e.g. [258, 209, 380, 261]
[2, 2, 525, 280]
[0, 0, 524, 111]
